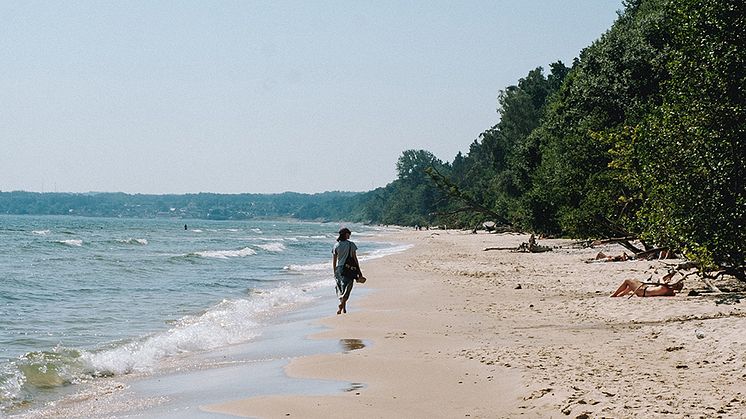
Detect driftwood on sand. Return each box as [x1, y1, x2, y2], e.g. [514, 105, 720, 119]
[484, 234, 552, 253]
[635, 247, 675, 260]
[588, 237, 643, 254]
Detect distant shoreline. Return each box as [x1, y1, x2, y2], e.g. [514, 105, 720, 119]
[0, 190, 360, 221]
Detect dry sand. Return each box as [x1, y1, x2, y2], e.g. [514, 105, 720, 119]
[203, 230, 746, 418]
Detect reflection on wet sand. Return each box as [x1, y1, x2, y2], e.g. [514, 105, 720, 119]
[339, 338, 365, 352]
[339, 340, 367, 393]
[344, 382, 365, 392]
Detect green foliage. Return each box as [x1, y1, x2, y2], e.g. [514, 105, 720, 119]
[396, 150, 442, 185]
[357, 0, 744, 274]
[350, 150, 448, 227]
[429, 64, 570, 230]
[634, 0, 745, 269]
[529, 0, 669, 237]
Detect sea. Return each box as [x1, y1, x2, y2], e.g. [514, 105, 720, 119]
[0, 215, 407, 417]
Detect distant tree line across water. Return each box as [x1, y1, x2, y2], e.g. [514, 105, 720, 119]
[0, 191, 357, 221]
[2, 0, 742, 275]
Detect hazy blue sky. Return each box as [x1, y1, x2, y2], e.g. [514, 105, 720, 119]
[1, 1, 623, 194]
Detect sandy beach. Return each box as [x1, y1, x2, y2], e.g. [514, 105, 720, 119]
[203, 230, 746, 418]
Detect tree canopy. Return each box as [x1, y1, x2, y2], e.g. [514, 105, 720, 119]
[351, 0, 745, 275]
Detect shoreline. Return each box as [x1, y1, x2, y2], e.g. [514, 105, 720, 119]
[7, 227, 404, 419]
[203, 230, 746, 418]
[11, 288, 348, 419]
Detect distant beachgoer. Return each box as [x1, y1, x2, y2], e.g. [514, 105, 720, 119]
[184, 224, 188, 230]
[595, 251, 629, 262]
[610, 272, 684, 297]
[332, 227, 363, 314]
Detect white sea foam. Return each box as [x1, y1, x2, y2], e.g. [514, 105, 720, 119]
[194, 247, 257, 259]
[251, 228, 262, 234]
[118, 238, 148, 245]
[195, 241, 410, 270]
[0, 363, 23, 410]
[359, 243, 414, 261]
[283, 243, 413, 272]
[32, 230, 50, 236]
[57, 239, 83, 247]
[284, 262, 329, 272]
[256, 242, 286, 252]
[80, 285, 314, 375]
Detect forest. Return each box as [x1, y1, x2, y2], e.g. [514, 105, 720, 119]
[348, 0, 744, 277]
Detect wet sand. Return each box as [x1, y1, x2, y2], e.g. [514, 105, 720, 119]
[203, 230, 746, 418]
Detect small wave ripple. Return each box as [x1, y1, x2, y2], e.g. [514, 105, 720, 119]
[56, 239, 83, 247]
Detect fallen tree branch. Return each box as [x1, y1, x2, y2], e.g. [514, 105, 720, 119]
[430, 207, 483, 217]
[700, 276, 722, 293]
[484, 234, 551, 253]
[634, 247, 674, 260]
[590, 237, 644, 254]
[425, 166, 512, 226]
[591, 236, 637, 246]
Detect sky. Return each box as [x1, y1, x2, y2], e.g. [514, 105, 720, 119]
[0, 1, 624, 195]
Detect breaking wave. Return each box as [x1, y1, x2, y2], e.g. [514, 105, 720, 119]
[193, 247, 257, 259]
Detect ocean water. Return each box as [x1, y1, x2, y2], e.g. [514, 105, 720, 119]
[0, 215, 405, 415]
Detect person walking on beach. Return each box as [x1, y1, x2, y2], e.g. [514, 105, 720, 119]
[332, 227, 362, 314]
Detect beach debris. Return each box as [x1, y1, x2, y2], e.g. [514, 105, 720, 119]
[586, 236, 643, 253]
[484, 234, 552, 253]
[695, 330, 705, 339]
[702, 276, 723, 293]
[518, 235, 552, 253]
[515, 284, 522, 289]
[675, 261, 699, 270]
[715, 294, 743, 305]
[635, 247, 676, 260]
[484, 246, 518, 251]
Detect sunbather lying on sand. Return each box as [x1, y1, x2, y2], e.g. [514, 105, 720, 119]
[611, 272, 684, 297]
[595, 251, 629, 262]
